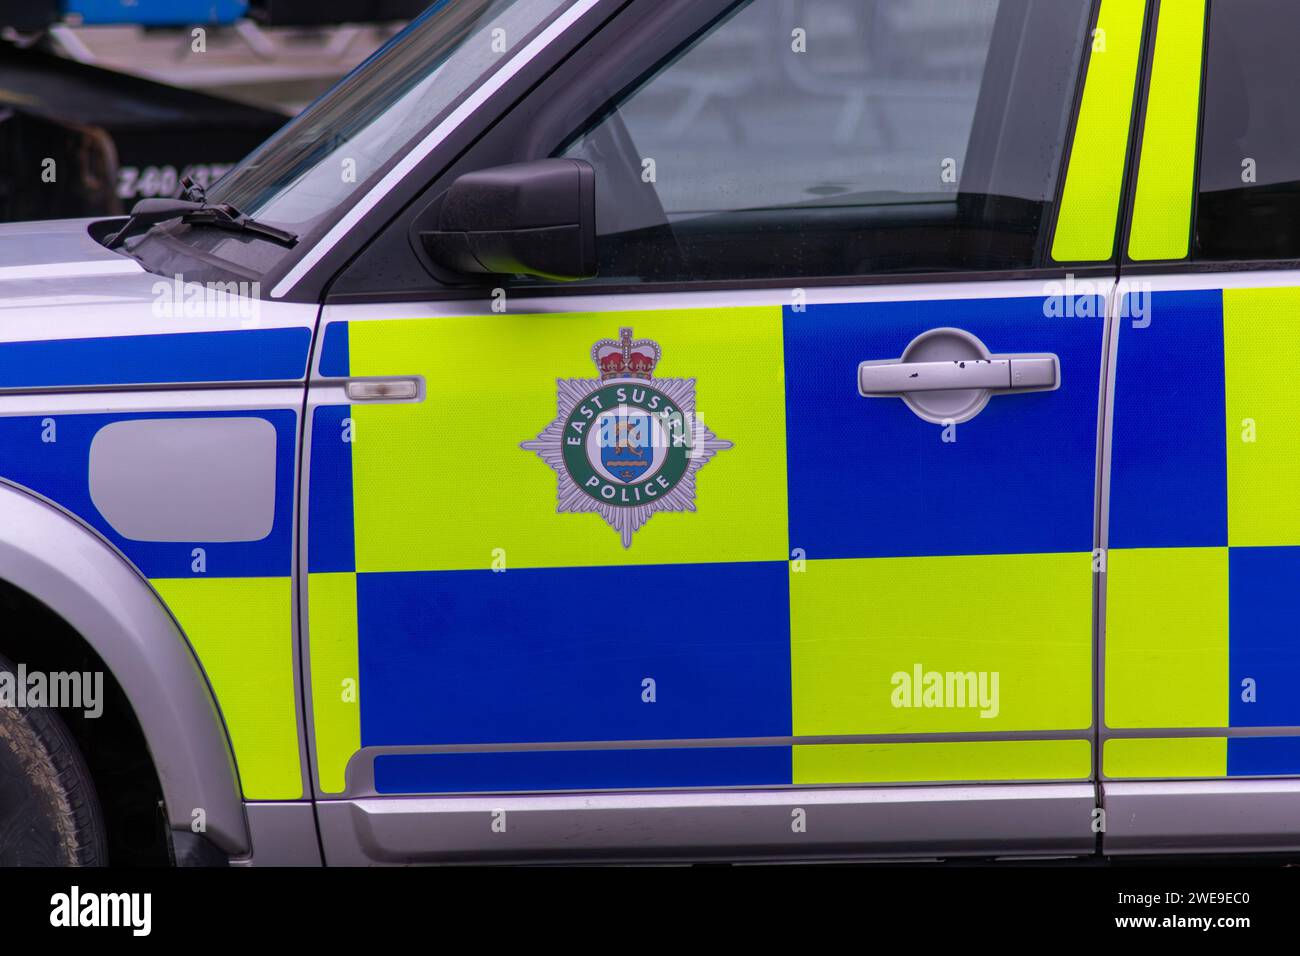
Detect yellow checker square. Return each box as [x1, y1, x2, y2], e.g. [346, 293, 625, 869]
[790, 552, 1092, 736]
[346, 308, 788, 573]
[1103, 737, 1226, 779]
[794, 739, 1091, 785]
[153, 576, 303, 800]
[1104, 547, 1228, 729]
[1224, 287, 1300, 547]
[308, 572, 360, 794]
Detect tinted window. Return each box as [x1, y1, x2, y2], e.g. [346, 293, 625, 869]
[128, 0, 570, 282]
[1197, 0, 1300, 260]
[553, 0, 1090, 285]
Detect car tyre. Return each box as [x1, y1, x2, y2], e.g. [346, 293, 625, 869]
[0, 653, 108, 865]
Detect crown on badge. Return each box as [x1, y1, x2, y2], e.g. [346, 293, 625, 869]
[591, 328, 661, 381]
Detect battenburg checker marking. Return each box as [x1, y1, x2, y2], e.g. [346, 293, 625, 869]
[523, 328, 732, 547]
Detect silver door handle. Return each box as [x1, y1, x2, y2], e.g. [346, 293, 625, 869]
[858, 356, 1057, 395]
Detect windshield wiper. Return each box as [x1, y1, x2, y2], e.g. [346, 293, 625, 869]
[105, 179, 298, 250]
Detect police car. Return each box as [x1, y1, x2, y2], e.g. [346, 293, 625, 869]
[0, 0, 1296, 866]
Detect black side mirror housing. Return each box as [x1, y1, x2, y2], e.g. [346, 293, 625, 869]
[416, 158, 597, 282]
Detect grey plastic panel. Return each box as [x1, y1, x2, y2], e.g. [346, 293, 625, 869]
[316, 784, 1096, 865]
[1104, 780, 1300, 854]
[89, 417, 277, 543]
[233, 802, 322, 867]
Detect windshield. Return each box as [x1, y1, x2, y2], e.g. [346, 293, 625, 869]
[129, 0, 571, 280]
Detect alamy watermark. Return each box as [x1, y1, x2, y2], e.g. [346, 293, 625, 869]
[891, 663, 1000, 718]
[0, 664, 103, 718]
[152, 274, 260, 321]
[1042, 273, 1152, 327]
[50, 886, 150, 936]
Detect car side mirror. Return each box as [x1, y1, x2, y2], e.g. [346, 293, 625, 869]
[416, 158, 597, 282]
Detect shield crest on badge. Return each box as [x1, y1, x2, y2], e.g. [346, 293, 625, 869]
[600, 410, 652, 483]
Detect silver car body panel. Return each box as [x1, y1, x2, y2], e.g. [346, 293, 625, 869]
[316, 784, 1097, 865]
[1104, 780, 1300, 855]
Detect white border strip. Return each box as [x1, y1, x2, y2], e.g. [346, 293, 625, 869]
[0, 260, 142, 282]
[270, 0, 605, 300]
[1132, 269, 1300, 293]
[322, 276, 1089, 322]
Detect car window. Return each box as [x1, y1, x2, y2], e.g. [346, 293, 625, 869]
[1195, 0, 1300, 261]
[127, 0, 571, 282]
[550, 0, 1091, 285]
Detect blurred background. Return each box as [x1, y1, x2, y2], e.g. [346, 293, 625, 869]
[0, 0, 428, 222]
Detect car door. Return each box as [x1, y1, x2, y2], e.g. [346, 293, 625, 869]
[1102, 0, 1300, 854]
[301, 0, 1119, 864]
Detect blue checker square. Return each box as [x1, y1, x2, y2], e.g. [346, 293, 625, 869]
[1108, 290, 1227, 549]
[784, 295, 1103, 559]
[1229, 546, 1300, 727]
[358, 560, 793, 748]
[374, 746, 792, 794]
[1228, 736, 1300, 776]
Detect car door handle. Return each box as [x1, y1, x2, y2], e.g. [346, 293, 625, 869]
[344, 377, 423, 402]
[858, 356, 1057, 395]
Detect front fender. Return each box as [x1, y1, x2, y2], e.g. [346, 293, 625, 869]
[0, 481, 249, 855]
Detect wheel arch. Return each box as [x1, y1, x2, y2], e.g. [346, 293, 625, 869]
[0, 480, 250, 856]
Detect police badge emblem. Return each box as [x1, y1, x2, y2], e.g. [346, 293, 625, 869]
[522, 328, 732, 547]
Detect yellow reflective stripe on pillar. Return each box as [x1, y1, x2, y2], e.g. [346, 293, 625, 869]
[1127, 0, 1207, 261]
[1050, 0, 1147, 262]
